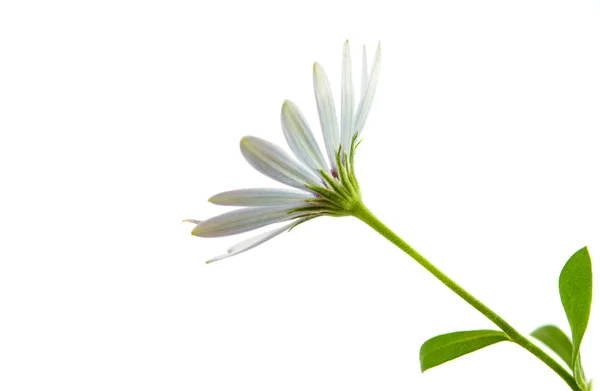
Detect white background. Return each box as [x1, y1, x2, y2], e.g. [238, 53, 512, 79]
[1, 0, 599, 390]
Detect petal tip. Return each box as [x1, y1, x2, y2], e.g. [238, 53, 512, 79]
[240, 135, 256, 151]
[191, 224, 204, 236]
[313, 62, 325, 75]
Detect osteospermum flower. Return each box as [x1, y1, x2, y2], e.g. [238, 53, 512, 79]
[187, 41, 381, 263]
[185, 41, 593, 391]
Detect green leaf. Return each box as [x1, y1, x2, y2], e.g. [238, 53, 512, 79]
[575, 355, 588, 390]
[531, 325, 573, 369]
[559, 246, 593, 390]
[420, 330, 510, 372]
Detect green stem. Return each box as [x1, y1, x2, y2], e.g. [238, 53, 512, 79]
[352, 203, 579, 391]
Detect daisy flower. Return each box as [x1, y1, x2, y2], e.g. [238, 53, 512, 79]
[187, 41, 381, 263]
[184, 40, 592, 391]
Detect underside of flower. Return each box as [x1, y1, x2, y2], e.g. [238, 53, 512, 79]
[295, 135, 363, 219]
[187, 41, 381, 263]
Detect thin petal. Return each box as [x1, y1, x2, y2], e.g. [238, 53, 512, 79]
[354, 42, 382, 137]
[313, 62, 340, 170]
[192, 204, 304, 238]
[281, 100, 328, 172]
[240, 136, 321, 189]
[206, 219, 308, 263]
[360, 45, 368, 97]
[209, 188, 311, 206]
[341, 40, 355, 155]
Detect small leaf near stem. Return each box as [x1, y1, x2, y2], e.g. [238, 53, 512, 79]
[420, 330, 509, 372]
[531, 325, 574, 369]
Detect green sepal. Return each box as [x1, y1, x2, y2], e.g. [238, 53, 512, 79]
[419, 330, 510, 372]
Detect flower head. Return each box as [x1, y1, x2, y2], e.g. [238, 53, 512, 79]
[187, 41, 381, 263]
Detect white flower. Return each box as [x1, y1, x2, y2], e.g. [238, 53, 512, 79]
[187, 41, 381, 263]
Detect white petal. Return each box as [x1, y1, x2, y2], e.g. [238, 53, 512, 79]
[341, 40, 355, 155]
[206, 219, 308, 263]
[360, 45, 368, 97]
[240, 136, 321, 189]
[313, 62, 340, 170]
[281, 100, 328, 173]
[183, 219, 203, 224]
[354, 42, 382, 137]
[209, 188, 311, 206]
[192, 204, 304, 238]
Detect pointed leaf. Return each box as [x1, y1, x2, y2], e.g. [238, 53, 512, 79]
[531, 325, 573, 369]
[559, 247, 592, 366]
[420, 330, 509, 372]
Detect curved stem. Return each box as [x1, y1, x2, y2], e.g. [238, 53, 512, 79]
[352, 203, 579, 391]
